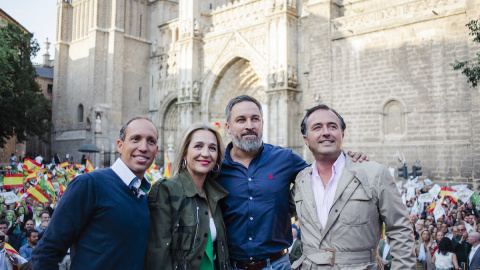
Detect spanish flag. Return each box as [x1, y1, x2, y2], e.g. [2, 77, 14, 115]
[429, 201, 437, 213]
[23, 158, 41, 173]
[164, 152, 172, 178]
[59, 183, 66, 195]
[46, 179, 56, 200]
[24, 172, 36, 182]
[3, 174, 24, 189]
[85, 158, 94, 173]
[59, 161, 69, 168]
[26, 185, 51, 203]
[5, 243, 21, 270]
[440, 186, 457, 203]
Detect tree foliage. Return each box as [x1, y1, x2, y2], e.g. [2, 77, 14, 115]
[0, 23, 51, 147]
[452, 20, 480, 88]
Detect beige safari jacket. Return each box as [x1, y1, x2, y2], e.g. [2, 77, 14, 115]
[291, 153, 415, 270]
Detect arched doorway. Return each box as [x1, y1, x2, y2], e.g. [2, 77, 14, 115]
[208, 57, 267, 146]
[161, 99, 179, 167]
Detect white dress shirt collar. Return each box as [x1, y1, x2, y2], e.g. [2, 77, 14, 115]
[111, 158, 138, 187]
[310, 152, 346, 229]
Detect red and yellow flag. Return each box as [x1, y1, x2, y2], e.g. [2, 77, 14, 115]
[85, 158, 94, 173]
[5, 243, 19, 255]
[164, 152, 171, 178]
[46, 179, 56, 200]
[5, 242, 21, 270]
[23, 158, 41, 173]
[148, 162, 158, 171]
[26, 185, 51, 203]
[24, 172, 36, 182]
[59, 183, 66, 195]
[429, 202, 436, 213]
[440, 186, 457, 203]
[3, 174, 24, 189]
[212, 122, 222, 134]
[59, 161, 69, 168]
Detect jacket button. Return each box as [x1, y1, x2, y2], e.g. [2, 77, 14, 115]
[197, 256, 202, 260]
[205, 211, 208, 215]
[335, 209, 338, 212]
[204, 233, 208, 238]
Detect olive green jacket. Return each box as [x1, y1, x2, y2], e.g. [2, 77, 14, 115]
[144, 169, 231, 270]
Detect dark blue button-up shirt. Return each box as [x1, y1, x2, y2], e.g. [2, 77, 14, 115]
[217, 142, 308, 262]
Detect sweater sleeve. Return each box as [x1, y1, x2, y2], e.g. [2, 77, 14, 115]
[144, 180, 173, 270]
[31, 174, 96, 270]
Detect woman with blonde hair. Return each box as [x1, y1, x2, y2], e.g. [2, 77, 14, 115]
[415, 229, 435, 270]
[145, 123, 230, 270]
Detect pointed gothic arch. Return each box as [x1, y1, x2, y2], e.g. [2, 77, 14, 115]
[204, 57, 268, 145]
[153, 93, 179, 166]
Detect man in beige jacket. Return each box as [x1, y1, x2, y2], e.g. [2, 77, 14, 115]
[291, 104, 415, 270]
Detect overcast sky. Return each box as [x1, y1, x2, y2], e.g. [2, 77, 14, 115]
[1, 0, 57, 64]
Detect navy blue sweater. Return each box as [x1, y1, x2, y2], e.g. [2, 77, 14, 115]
[31, 168, 150, 270]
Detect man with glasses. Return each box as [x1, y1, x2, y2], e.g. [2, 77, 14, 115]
[454, 224, 471, 267]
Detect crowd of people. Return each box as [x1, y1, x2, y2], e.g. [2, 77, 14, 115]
[403, 191, 480, 270]
[0, 149, 105, 269]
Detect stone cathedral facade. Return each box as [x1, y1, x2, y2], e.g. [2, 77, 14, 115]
[53, 0, 480, 186]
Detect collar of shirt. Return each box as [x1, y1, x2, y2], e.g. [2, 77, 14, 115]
[111, 158, 151, 195]
[471, 245, 478, 255]
[310, 152, 346, 229]
[382, 241, 391, 260]
[224, 142, 264, 164]
[311, 152, 345, 183]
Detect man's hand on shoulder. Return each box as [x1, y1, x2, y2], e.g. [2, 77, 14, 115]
[347, 151, 370, 163]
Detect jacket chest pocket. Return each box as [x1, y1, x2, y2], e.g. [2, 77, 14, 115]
[340, 187, 372, 226]
[172, 212, 196, 250]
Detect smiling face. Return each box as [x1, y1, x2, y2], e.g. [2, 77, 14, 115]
[40, 212, 50, 223]
[25, 220, 34, 231]
[303, 109, 344, 162]
[226, 101, 263, 152]
[117, 119, 158, 179]
[184, 130, 218, 180]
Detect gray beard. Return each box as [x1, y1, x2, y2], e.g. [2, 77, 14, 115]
[231, 134, 262, 152]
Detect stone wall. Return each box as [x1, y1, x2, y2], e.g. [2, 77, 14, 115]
[302, 0, 480, 186]
[53, 0, 480, 186]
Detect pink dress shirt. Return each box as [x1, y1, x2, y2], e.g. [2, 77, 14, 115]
[310, 152, 346, 229]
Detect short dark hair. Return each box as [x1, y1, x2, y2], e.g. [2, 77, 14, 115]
[119, 116, 158, 141]
[225, 95, 263, 123]
[0, 220, 8, 226]
[40, 211, 50, 218]
[26, 229, 38, 238]
[300, 104, 346, 136]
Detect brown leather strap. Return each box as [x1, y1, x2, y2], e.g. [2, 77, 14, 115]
[232, 249, 288, 270]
